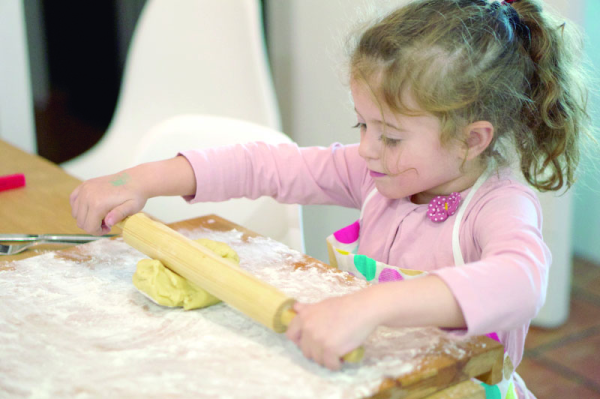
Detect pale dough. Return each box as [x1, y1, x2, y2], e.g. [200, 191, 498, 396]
[132, 238, 240, 310]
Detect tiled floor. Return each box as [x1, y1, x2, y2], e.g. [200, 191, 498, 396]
[516, 256, 600, 398]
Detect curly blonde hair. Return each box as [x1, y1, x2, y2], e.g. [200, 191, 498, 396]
[350, 0, 590, 191]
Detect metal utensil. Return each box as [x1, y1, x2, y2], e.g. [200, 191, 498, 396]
[0, 234, 117, 256]
[0, 233, 117, 242]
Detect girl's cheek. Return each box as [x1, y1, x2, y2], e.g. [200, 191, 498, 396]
[384, 150, 403, 174]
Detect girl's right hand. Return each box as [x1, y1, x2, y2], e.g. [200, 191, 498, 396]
[70, 170, 148, 235]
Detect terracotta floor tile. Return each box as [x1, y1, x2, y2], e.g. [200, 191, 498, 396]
[525, 297, 600, 350]
[572, 257, 600, 293]
[541, 331, 600, 386]
[582, 273, 600, 299]
[516, 357, 600, 398]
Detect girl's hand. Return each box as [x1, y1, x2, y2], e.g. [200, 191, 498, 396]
[285, 277, 468, 370]
[285, 292, 379, 370]
[70, 171, 148, 235]
[70, 156, 197, 235]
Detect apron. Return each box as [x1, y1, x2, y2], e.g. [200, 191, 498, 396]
[326, 169, 525, 399]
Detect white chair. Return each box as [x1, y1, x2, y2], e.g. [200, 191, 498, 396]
[61, 0, 303, 251]
[132, 114, 304, 252]
[61, 0, 280, 179]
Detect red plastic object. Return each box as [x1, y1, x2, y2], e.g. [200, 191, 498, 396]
[0, 173, 26, 192]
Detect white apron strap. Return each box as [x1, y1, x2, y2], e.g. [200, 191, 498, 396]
[360, 188, 378, 220]
[451, 167, 494, 267]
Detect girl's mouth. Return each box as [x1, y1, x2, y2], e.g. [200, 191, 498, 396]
[369, 170, 386, 178]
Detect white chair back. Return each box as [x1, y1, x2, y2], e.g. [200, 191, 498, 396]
[62, 0, 280, 179]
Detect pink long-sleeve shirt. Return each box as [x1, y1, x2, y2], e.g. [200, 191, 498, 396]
[181, 142, 551, 367]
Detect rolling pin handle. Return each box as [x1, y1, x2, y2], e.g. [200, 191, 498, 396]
[115, 217, 129, 230]
[280, 307, 365, 364]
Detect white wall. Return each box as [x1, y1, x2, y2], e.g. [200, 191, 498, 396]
[572, 0, 600, 264]
[0, 0, 36, 154]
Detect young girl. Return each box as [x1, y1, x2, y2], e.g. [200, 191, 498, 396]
[70, 0, 589, 397]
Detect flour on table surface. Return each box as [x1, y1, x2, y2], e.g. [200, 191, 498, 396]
[0, 228, 477, 398]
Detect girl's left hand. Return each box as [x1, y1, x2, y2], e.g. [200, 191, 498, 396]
[285, 292, 378, 370]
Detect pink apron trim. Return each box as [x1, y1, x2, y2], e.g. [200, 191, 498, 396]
[332, 220, 360, 244]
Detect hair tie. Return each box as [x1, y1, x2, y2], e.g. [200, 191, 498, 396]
[503, 0, 531, 49]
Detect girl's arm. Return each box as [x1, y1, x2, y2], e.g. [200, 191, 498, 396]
[288, 186, 549, 370]
[180, 142, 366, 208]
[365, 275, 466, 328]
[70, 156, 196, 235]
[286, 275, 465, 370]
[71, 142, 367, 235]
[432, 187, 549, 336]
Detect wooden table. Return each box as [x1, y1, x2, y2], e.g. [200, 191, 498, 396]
[0, 139, 500, 398]
[0, 140, 120, 261]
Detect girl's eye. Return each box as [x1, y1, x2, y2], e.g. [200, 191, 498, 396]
[380, 136, 400, 147]
[353, 122, 400, 146]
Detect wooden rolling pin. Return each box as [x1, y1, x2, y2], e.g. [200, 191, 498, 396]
[118, 213, 364, 363]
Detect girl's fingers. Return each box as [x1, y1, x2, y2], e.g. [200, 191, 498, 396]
[310, 341, 324, 366]
[77, 202, 89, 232]
[298, 325, 323, 366]
[323, 349, 342, 371]
[290, 302, 330, 368]
[100, 219, 111, 234]
[293, 302, 306, 313]
[81, 192, 117, 235]
[287, 302, 348, 370]
[71, 195, 79, 220]
[285, 317, 302, 344]
[299, 334, 313, 360]
[105, 199, 140, 228]
[69, 186, 80, 209]
[83, 204, 106, 236]
[287, 301, 306, 344]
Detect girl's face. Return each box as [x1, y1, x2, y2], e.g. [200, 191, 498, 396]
[351, 79, 467, 204]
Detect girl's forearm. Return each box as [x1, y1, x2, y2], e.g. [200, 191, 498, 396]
[364, 275, 467, 330]
[130, 156, 197, 199]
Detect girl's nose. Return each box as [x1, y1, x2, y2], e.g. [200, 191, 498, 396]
[358, 130, 380, 160]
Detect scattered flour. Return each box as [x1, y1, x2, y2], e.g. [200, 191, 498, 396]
[0, 228, 475, 398]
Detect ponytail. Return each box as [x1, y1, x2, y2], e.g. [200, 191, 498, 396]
[511, 0, 589, 191]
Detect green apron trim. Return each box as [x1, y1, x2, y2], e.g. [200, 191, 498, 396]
[480, 382, 501, 399]
[353, 254, 377, 281]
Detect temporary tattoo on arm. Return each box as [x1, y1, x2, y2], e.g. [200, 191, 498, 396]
[111, 172, 131, 187]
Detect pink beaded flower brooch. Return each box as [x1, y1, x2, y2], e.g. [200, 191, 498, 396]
[427, 192, 461, 223]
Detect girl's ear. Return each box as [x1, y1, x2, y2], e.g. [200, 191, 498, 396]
[463, 121, 494, 160]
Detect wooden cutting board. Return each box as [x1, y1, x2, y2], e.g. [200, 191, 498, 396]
[0, 214, 502, 398]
